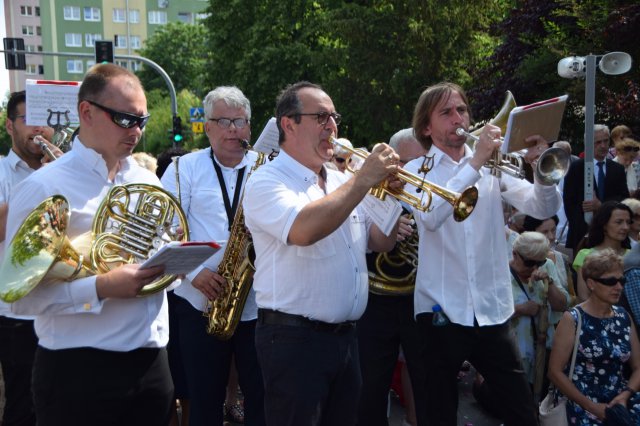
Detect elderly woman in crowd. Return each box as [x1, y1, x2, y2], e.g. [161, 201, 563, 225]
[613, 137, 640, 193]
[549, 249, 640, 425]
[573, 201, 632, 302]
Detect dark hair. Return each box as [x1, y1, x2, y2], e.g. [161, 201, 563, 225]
[586, 200, 633, 248]
[156, 147, 188, 179]
[6, 91, 26, 121]
[412, 82, 472, 151]
[522, 215, 559, 232]
[78, 63, 142, 107]
[275, 81, 323, 145]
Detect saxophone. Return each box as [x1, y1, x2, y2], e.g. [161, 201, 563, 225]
[205, 149, 266, 339]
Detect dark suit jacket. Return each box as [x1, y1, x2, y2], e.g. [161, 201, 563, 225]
[563, 158, 629, 251]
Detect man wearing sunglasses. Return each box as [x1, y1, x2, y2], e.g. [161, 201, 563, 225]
[243, 81, 401, 425]
[612, 137, 640, 193]
[3, 63, 173, 425]
[160, 86, 265, 426]
[0, 90, 56, 426]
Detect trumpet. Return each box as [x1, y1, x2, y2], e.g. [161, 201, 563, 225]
[455, 128, 570, 185]
[332, 138, 478, 222]
[34, 135, 59, 162]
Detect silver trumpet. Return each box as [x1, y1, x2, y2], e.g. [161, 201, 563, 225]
[455, 128, 570, 185]
[33, 135, 58, 162]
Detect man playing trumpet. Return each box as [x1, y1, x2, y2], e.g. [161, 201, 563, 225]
[405, 82, 561, 426]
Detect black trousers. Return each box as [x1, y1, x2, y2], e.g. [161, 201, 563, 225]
[355, 294, 426, 426]
[416, 314, 537, 426]
[0, 316, 37, 426]
[175, 296, 265, 426]
[32, 346, 173, 426]
[255, 314, 361, 426]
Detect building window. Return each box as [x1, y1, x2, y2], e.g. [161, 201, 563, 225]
[196, 13, 210, 21]
[36, 27, 41, 36]
[37, 45, 43, 52]
[115, 60, 128, 69]
[25, 45, 36, 52]
[129, 9, 140, 23]
[35, 7, 40, 17]
[38, 64, 44, 74]
[129, 36, 141, 49]
[114, 35, 127, 49]
[65, 33, 82, 47]
[63, 6, 81, 21]
[21, 25, 34, 36]
[148, 11, 167, 25]
[20, 6, 33, 16]
[26, 64, 37, 75]
[131, 61, 142, 72]
[86, 60, 96, 69]
[67, 60, 83, 74]
[84, 7, 101, 22]
[113, 8, 126, 23]
[85, 34, 102, 47]
[177, 13, 192, 24]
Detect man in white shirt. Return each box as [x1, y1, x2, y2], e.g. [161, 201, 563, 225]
[243, 81, 399, 426]
[405, 82, 561, 426]
[3, 64, 172, 426]
[0, 90, 56, 426]
[160, 86, 265, 426]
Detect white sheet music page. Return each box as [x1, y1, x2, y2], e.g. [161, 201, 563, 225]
[361, 194, 402, 236]
[140, 241, 221, 274]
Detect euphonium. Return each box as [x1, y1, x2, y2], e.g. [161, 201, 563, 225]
[205, 147, 267, 339]
[0, 184, 189, 302]
[331, 137, 478, 222]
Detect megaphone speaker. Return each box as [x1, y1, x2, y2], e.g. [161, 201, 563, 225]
[599, 52, 632, 75]
[557, 56, 586, 78]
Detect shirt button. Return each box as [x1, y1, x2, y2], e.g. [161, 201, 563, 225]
[83, 303, 91, 311]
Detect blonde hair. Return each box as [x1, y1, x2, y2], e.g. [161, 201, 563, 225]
[614, 137, 640, 153]
[622, 198, 640, 214]
[581, 248, 623, 281]
[513, 231, 549, 259]
[132, 152, 157, 173]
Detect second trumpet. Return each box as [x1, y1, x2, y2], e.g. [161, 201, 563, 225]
[332, 138, 478, 222]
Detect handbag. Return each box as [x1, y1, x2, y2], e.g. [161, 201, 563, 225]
[539, 308, 582, 426]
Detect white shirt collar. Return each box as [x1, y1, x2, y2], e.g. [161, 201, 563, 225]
[277, 149, 325, 185]
[6, 149, 32, 172]
[72, 137, 135, 180]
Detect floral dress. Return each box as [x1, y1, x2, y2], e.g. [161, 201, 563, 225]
[566, 306, 640, 425]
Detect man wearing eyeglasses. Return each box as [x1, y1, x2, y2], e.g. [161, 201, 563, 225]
[564, 124, 629, 254]
[3, 63, 173, 425]
[0, 90, 56, 426]
[160, 86, 265, 426]
[243, 81, 401, 426]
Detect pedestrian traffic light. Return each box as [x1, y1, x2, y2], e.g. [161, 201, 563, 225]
[95, 40, 114, 63]
[172, 116, 183, 144]
[3, 38, 26, 70]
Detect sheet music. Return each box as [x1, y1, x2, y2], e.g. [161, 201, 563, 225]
[25, 79, 81, 127]
[140, 241, 220, 274]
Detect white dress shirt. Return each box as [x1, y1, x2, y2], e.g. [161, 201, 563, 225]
[243, 150, 372, 324]
[0, 149, 39, 319]
[3, 139, 169, 351]
[160, 147, 259, 320]
[404, 144, 561, 326]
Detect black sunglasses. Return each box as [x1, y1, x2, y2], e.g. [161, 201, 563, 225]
[517, 252, 546, 268]
[593, 276, 626, 287]
[291, 112, 342, 126]
[622, 146, 640, 153]
[86, 100, 150, 130]
[334, 157, 351, 164]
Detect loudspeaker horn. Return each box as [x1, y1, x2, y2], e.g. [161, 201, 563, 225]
[557, 56, 586, 79]
[598, 52, 632, 75]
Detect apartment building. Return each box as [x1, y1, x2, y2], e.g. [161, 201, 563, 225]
[4, 0, 208, 92]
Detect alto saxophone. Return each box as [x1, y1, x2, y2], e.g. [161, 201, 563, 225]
[205, 150, 266, 339]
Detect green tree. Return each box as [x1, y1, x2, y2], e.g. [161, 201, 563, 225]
[0, 110, 12, 156]
[136, 22, 208, 98]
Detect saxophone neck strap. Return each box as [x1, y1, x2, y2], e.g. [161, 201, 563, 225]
[211, 148, 246, 231]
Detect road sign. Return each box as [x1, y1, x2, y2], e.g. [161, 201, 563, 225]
[190, 107, 204, 122]
[4, 38, 26, 70]
[192, 122, 204, 133]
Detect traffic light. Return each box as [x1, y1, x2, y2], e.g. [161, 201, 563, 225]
[4, 38, 26, 70]
[172, 116, 183, 144]
[95, 40, 114, 63]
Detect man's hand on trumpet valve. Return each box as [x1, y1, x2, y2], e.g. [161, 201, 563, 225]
[355, 143, 400, 188]
[523, 134, 550, 165]
[33, 135, 64, 164]
[469, 124, 502, 171]
[396, 214, 415, 242]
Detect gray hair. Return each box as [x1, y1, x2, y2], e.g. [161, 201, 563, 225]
[623, 198, 640, 214]
[552, 141, 572, 155]
[513, 231, 549, 259]
[388, 128, 417, 151]
[593, 124, 610, 136]
[203, 86, 251, 120]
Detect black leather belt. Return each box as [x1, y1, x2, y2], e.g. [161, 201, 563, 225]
[0, 315, 33, 328]
[257, 309, 355, 334]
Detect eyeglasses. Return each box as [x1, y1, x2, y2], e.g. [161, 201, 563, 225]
[86, 100, 150, 130]
[208, 117, 249, 129]
[291, 112, 342, 126]
[593, 276, 626, 287]
[517, 252, 546, 268]
[622, 146, 640, 153]
[334, 157, 351, 164]
[11, 114, 25, 121]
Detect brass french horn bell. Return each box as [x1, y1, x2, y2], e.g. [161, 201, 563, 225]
[331, 138, 478, 222]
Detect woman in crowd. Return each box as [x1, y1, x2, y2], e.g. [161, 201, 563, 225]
[548, 249, 640, 425]
[622, 198, 640, 247]
[523, 214, 576, 305]
[573, 201, 632, 302]
[613, 137, 640, 193]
